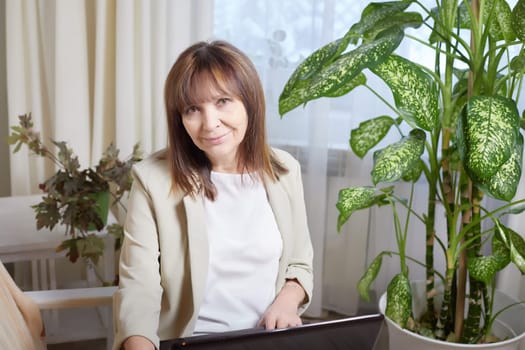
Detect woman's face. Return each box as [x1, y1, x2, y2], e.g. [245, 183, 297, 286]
[182, 84, 248, 173]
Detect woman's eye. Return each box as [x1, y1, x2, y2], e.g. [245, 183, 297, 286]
[185, 106, 198, 114]
[217, 97, 230, 105]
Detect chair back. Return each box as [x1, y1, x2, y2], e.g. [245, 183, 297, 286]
[0, 261, 46, 350]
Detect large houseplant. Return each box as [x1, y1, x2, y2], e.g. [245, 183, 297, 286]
[8, 113, 141, 283]
[279, 0, 525, 345]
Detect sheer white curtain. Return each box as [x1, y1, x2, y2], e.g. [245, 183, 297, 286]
[6, 0, 214, 196]
[213, 0, 525, 318]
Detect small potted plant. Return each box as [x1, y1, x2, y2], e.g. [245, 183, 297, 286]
[8, 113, 142, 283]
[279, 0, 525, 348]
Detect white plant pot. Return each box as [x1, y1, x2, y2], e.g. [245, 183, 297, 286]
[378, 280, 525, 350]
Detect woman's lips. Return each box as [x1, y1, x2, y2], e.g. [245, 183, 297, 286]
[203, 132, 229, 145]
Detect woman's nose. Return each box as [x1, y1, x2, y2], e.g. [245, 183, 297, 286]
[201, 107, 220, 130]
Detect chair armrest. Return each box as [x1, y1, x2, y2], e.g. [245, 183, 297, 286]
[25, 286, 117, 310]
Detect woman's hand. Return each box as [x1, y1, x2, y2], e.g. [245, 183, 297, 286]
[122, 335, 155, 350]
[257, 279, 306, 330]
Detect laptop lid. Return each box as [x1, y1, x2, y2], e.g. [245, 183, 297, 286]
[160, 313, 384, 350]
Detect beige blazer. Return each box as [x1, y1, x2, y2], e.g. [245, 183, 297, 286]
[112, 148, 314, 350]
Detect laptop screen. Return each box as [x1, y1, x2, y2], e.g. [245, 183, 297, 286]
[160, 313, 384, 350]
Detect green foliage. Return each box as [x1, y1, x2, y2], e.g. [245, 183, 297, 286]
[336, 186, 392, 230]
[457, 96, 521, 187]
[8, 113, 142, 272]
[279, 28, 404, 115]
[370, 55, 440, 131]
[497, 224, 525, 273]
[350, 116, 397, 158]
[385, 273, 412, 328]
[371, 128, 426, 184]
[348, 1, 420, 43]
[358, 253, 385, 302]
[512, 0, 525, 40]
[280, 0, 525, 344]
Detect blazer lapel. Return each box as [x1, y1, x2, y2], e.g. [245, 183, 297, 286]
[183, 194, 208, 318]
[265, 178, 292, 255]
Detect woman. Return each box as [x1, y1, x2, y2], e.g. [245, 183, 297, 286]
[113, 40, 314, 350]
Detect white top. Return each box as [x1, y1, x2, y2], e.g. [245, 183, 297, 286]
[193, 172, 283, 335]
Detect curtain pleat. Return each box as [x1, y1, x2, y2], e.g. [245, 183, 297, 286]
[151, 0, 168, 151]
[138, 0, 152, 153]
[6, 0, 48, 195]
[114, 0, 138, 154]
[92, 0, 116, 162]
[54, 0, 91, 167]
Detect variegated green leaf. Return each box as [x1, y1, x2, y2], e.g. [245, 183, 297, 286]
[279, 36, 352, 115]
[468, 256, 501, 284]
[510, 49, 525, 74]
[457, 96, 520, 182]
[510, 236, 525, 274]
[358, 253, 384, 302]
[307, 31, 403, 101]
[497, 225, 525, 274]
[385, 273, 412, 328]
[323, 73, 366, 98]
[503, 203, 525, 215]
[279, 30, 404, 115]
[362, 12, 423, 43]
[401, 159, 424, 182]
[481, 0, 497, 24]
[478, 133, 523, 201]
[509, 232, 525, 274]
[350, 116, 396, 158]
[349, 1, 414, 43]
[488, 0, 516, 42]
[512, 0, 525, 41]
[281, 35, 352, 97]
[457, 2, 473, 28]
[336, 186, 385, 231]
[371, 129, 426, 184]
[371, 55, 439, 131]
[493, 232, 511, 270]
[286, 39, 345, 84]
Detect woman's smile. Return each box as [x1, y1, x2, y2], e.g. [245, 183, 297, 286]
[203, 131, 231, 145]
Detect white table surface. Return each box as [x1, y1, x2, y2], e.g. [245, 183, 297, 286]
[0, 194, 116, 288]
[0, 194, 69, 260]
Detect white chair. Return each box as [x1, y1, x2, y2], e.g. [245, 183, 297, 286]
[26, 286, 117, 350]
[1, 261, 116, 350]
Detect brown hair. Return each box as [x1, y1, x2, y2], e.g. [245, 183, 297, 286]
[164, 40, 287, 200]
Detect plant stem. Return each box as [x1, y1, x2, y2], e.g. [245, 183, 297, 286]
[364, 84, 401, 118]
[435, 263, 456, 340]
[423, 129, 440, 324]
[455, 173, 471, 340]
[462, 186, 485, 343]
[438, 0, 458, 337]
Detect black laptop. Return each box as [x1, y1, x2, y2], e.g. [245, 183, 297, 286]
[160, 313, 385, 350]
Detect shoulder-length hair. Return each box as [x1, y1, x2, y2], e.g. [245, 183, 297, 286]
[164, 40, 287, 200]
